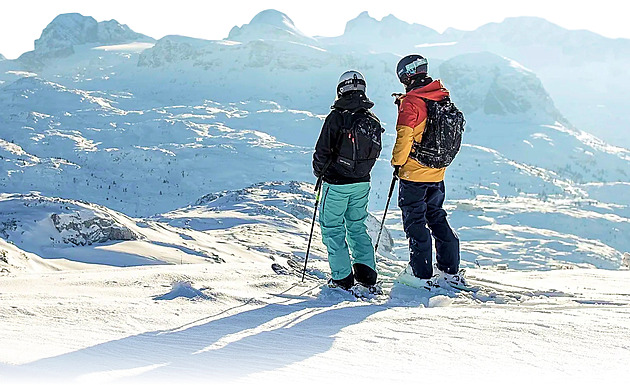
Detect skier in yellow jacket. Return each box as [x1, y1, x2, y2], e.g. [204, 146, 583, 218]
[392, 54, 467, 290]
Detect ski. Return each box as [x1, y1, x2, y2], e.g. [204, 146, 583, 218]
[273, 258, 386, 300]
[271, 263, 291, 276]
[448, 283, 480, 293]
[271, 259, 320, 282]
[395, 280, 435, 292]
[325, 281, 385, 300]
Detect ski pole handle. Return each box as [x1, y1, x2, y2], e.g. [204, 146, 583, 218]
[314, 175, 324, 193]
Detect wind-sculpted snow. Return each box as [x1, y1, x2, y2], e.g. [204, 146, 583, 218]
[0, 181, 392, 275]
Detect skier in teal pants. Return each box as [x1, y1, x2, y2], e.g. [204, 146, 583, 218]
[313, 70, 384, 291]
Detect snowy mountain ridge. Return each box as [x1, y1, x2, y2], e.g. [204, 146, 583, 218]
[17, 13, 154, 67]
[321, 11, 440, 54]
[0, 10, 628, 271]
[227, 9, 317, 45]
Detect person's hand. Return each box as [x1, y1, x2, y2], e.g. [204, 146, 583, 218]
[393, 165, 401, 179]
[392, 93, 404, 106]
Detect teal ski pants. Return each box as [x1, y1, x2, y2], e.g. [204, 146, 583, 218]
[318, 182, 376, 280]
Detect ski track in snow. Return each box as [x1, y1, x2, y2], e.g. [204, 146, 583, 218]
[1, 262, 629, 384]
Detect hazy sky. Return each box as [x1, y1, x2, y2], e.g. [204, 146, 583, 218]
[0, 0, 627, 59]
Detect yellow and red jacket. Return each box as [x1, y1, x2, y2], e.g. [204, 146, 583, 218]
[391, 79, 450, 182]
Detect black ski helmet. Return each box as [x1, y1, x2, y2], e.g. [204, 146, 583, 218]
[396, 54, 428, 85]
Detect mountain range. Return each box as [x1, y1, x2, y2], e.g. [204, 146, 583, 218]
[0, 10, 628, 272]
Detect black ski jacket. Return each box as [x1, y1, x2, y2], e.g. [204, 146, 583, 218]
[312, 91, 378, 185]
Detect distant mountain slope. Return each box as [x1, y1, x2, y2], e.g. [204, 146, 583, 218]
[18, 13, 154, 68]
[323, 14, 630, 148]
[440, 17, 630, 67]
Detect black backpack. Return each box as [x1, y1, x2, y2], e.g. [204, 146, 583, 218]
[409, 97, 465, 169]
[332, 108, 384, 178]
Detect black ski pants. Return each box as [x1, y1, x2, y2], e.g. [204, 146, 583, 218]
[398, 179, 460, 279]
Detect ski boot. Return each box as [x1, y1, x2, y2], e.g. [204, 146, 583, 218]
[395, 264, 439, 291]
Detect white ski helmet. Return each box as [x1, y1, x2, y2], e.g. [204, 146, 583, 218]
[337, 70, 366, 97]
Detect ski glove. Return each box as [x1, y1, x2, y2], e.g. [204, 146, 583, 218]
[393, 165, 401, 179]
[392, 93, 404, 106]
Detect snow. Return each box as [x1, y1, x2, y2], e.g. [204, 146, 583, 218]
[227, 9, 316, 45]
[1, 263, 629, 383]
[322, 11, 440, 55]
[1, 180, 628, 382]
[28, 13, 153, 59]
[153, 281, 211, 300]
[92, 42, 155, 53]
[0, 10, 629, 384]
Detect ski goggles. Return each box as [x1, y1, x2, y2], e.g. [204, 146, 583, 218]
[404, 57, 428, 75]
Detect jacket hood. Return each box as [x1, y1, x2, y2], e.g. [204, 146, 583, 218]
[332, 91, 374, 112]
[406, 80, 449, 101]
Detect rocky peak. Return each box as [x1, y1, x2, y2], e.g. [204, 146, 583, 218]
[344, 11, 437, 36]
[29, 13, 152, 59]
[227, 9, 316, 44]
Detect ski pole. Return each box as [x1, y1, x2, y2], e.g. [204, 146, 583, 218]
[302, 175, 324, 282]
[374, 175, 397, 253]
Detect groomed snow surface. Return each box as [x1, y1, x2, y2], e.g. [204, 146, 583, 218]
[1, 263, 629, 384]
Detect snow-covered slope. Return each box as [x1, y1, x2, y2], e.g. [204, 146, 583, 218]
[0, 238, 97, 274]
[0, 181, 393, 274]
[1, 261, 628, 383]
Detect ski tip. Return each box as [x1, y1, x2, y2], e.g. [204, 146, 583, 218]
[271, 263, 290, 275]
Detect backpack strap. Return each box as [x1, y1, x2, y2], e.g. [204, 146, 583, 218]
[334, 108, 363, 131]
[332, 108, 361, 147]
